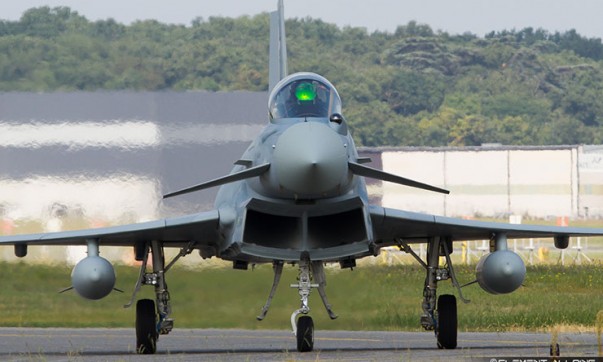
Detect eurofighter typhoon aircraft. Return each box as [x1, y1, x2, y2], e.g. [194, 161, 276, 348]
[1, 0, 603, 354]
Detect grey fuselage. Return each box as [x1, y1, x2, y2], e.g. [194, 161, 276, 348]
[212, 111, 374, 263]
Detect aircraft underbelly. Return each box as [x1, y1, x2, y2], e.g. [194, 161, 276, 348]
[240, 241, 370, 262]
[234, 197, 372, 262]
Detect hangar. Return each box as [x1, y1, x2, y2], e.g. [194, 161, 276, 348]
[362, 145, 603, 219]
[0, 92, 601, 262]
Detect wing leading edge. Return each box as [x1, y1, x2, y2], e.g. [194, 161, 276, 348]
[0, 210, 220, 248]
[370, 205, 603, 245]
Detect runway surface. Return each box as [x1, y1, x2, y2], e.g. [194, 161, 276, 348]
[0, 327, 599, 361]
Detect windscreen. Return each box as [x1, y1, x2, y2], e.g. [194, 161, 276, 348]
[269, 77, 342, 120]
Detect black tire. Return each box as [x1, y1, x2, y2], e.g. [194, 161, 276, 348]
[436, 294, 457, 349]
[136, 299, 158, 354]
[296, 316, 314, 352]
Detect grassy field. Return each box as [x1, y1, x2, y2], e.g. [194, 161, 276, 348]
[0, 261, 602, 333]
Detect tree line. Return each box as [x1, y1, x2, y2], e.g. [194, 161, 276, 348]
[2, 6, 603, 146]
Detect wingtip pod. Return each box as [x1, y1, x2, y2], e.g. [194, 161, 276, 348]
[348, 162, 450, 195]
[71, 255, 116, 300]
[476, 250, 526, 294]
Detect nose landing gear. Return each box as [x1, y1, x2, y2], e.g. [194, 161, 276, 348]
[258, 257, 337, 352]
[290, 258, 315, 352]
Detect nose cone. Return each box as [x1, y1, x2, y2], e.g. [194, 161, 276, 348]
[273, 122, 348, 197]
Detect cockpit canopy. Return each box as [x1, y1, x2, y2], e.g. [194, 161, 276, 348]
[269, 73, 342, 121]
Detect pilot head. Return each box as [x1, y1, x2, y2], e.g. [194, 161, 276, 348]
[269, 73, 342, 121]
[282, 80, 328, 117]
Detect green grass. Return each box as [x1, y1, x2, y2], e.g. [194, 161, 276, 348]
[0, 261, 602, 332]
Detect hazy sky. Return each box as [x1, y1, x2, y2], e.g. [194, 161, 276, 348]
[2, 0, 602, 39]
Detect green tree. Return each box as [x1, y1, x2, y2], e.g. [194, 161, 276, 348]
[1, 6, 603, 147]
[19, 6, 85, 38]
[381, 70, 446, 116]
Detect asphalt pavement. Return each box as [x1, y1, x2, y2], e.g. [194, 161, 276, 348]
[0, 327, 599, 361]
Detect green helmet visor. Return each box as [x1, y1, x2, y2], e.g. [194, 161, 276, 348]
[295, 82, 317, 102]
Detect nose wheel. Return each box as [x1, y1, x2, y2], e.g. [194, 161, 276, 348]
[296, 315, 314, 352]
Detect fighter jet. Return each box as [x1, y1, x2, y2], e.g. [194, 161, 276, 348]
[1, 0, 602, 354]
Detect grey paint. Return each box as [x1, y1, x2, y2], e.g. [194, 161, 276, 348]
[0, 1, 602, 355]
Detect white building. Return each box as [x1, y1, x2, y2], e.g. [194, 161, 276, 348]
[361, 145, 603, 219]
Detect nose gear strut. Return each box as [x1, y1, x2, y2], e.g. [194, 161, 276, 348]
[256, 257, 337, 352]
[290, 258, 315, 334]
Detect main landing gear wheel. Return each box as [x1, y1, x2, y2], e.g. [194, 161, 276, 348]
[296, 315, 314, 352]
[436, 294, 457, 349]
[136, 299, 158, 354]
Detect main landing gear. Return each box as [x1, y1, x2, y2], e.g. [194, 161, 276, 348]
[257, 256, 337, 352]
[398, 237, 468, 350]
[125, 240, 196, 354]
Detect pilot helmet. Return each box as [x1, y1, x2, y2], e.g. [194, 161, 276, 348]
[269, 73, 342, 120]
